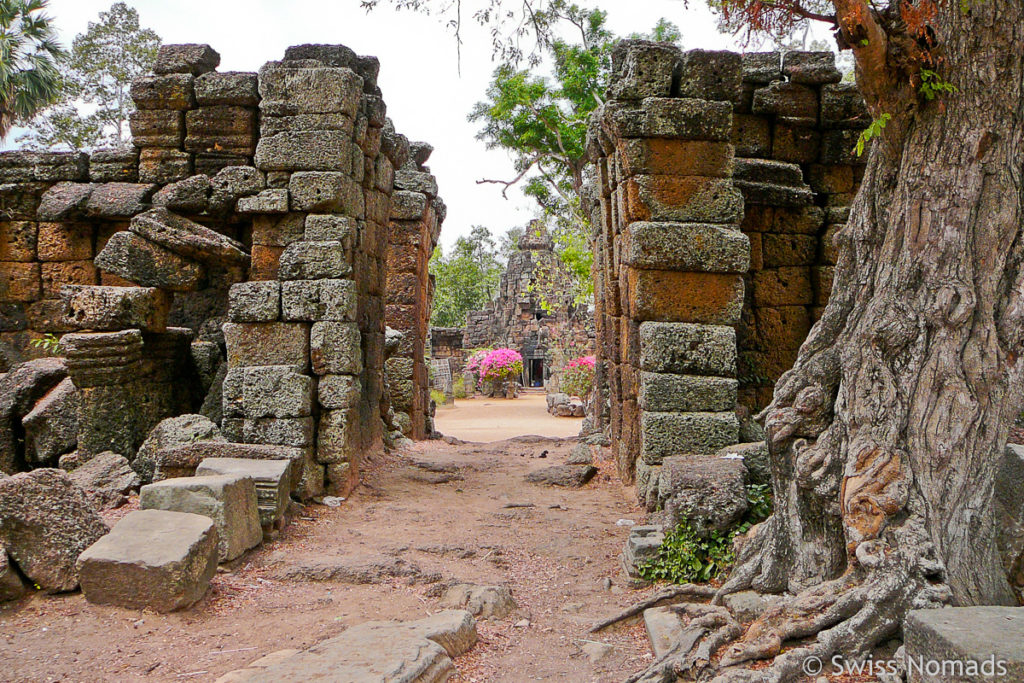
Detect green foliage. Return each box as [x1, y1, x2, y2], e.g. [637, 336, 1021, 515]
[429, 388, 448, 406]
[0, 0, 65, 139]
[471, 6, 674, 305]
[29, 332, 59, 354]
[429, 226, 503, 327]
[919, 69, 956, 101]
[855, 112, 891, 157]
[639, 523, 737, 583]
[639, 483, 775, 585]
[18, 2, 160, 150]
[452, 375, 467, 399]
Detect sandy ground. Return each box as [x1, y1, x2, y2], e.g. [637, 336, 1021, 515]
[0, 436, 660, 682]
[435, 393, 584, 442]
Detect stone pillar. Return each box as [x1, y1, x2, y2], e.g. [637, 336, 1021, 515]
[386, 142, 444, 440]
[61, 329, 145, 459]
[588, 43, 746, 505]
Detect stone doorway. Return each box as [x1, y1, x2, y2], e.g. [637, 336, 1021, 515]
[527, 357, 544, 388]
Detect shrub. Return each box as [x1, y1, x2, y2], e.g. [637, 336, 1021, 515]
[430, 388, 448, 406]
[452, 375, 467, 399]
[638, 482, 774, 584]
[479, 348, 524, 383]
[561, 355, 595, 399]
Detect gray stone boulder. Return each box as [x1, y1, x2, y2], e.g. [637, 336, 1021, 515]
[133, 414, 226, 483]
[656, 455, 748, 534]
[22, 376, 79, 466]
[904, 607, 1024, 682]
[1, 544, 27, 602]
[0, 468, 108, 592]
[716, 441, 770, 487]
[440, 583, 517, 619]
[0, 358, 67, 474]
[567, 443, 593, 465]
[241, 610, 477, 682]
[547, 392, 569, 411]
[67, 451, 140, 510]
[525, 464, 598, 488]
[77, 509, 218, 612]
[141, 474, 262, 561]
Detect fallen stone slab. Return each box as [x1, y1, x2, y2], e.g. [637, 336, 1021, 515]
[240, 610, 476, 683]
[440, 583, 517, 619]
[141, 474, 261, 562]
[196, 457, 291, 527]
[268, 552, 440, 585]
[0, 468, 108, 592]
[525, 464, 598, 488]
[644, 605, 707, 659]
[77, 509, 218, 612]
[22, 376, 79, 466]
[904, 607, 1024, 682]
[133, 414, 225, 484]
[67, 451, 140, 510]
[61, 285, 170, 332]
[0, 358, 67, 474]
[129, 207, 249, 267]
[152, 442, 303, 488]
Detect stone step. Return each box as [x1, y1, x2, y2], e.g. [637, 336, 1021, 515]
[77, 509, 218, 612]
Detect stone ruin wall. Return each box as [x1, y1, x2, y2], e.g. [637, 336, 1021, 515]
[586, 42, 868, 503]
[385, 144, 444, 440]
[0, 43, 443, 498]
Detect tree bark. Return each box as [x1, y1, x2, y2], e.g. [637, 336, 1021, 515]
[708, 0, 1024, 677]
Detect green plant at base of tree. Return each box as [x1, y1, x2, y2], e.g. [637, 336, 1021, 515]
[639, 483, 774, 585]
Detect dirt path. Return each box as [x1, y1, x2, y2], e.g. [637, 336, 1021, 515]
[435, 393, 584, 441]
[0, 436, 657, 682]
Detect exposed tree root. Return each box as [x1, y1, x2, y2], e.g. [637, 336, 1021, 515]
[624, 603, 742, 683]
[589, 584, 717, 633]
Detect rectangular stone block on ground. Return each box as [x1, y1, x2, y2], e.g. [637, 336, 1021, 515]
[640, 411, 739, 464]
[76, 509, 218, 612]
[141, 474, 262, 562]
[904, 607, 1024, 683]
[152, 441, 304, 489]
[195, 457, 291, 527]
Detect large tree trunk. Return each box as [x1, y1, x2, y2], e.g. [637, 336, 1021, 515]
[701, 0, 1024, 679]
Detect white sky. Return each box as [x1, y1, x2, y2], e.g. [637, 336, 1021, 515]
[26, 1, 757, 248]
